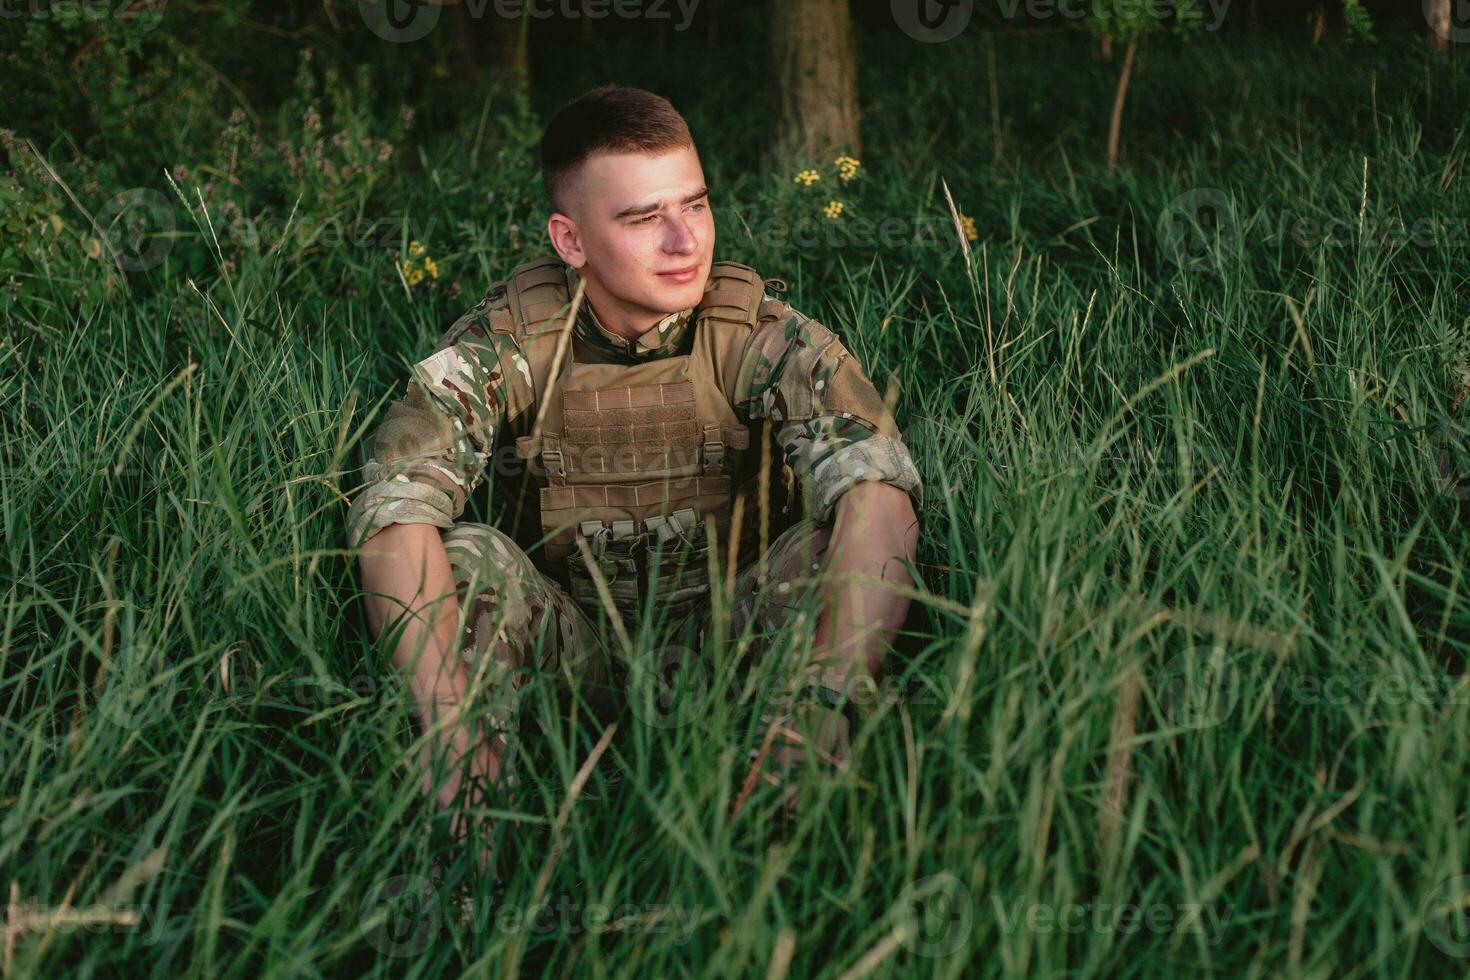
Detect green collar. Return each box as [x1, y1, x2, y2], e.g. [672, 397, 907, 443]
[564, 265, 696, 362]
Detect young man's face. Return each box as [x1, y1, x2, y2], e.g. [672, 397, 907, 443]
[548, 145, 715, 325]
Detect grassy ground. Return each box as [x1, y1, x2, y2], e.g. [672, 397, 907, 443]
[4, 20, 1470, 978]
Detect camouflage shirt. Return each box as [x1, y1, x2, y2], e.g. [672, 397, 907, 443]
[345, 264, 923, 550]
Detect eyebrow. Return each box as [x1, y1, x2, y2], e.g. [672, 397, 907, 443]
[613, 185, 710, 220]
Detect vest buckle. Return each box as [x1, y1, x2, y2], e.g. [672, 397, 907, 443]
[541, 448, 564, 478]
[700, 426, 725, 476]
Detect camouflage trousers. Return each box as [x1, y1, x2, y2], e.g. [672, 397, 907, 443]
[441, 519, 833, 768]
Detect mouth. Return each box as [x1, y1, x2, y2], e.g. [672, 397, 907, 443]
[656, 264, 701, 283]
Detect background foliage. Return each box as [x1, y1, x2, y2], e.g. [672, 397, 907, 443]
[3, 2, 1470, 976]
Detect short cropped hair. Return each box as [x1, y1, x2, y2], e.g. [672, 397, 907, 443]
[537, 85, 695, 216]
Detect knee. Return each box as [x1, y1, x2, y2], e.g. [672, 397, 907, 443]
[441, 522, 537, 593]
[445, 524, 550, 670]
[767, 519, 832, 577]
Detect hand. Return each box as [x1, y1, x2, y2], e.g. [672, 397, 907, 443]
[768, 700, 852, 816]
[417, 703, 510, 878]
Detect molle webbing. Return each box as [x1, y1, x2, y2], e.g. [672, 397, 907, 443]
[563, 381, 700, 446]
[540, 476, 731, 514]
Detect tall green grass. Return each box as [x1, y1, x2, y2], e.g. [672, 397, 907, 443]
[3, 23, 1469, 978]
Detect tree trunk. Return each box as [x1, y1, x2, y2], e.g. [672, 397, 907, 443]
[1106, 41, 1136, 176]
[1099, 34, 1113, 61]
[705, 0, 721, 47]
[770, 0, 862, 161]
[986, 34, 1002, 161]
[496, 12, 532, 88]
[491, 7, 530, 88]
[448, 0, 530, 88]
[448, 4, 482, 83]
[1429, 0, 1452, 55]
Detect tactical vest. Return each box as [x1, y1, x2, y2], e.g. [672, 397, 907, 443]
[485, 255, 796, 625]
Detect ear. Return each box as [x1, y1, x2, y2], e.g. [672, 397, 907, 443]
[547, 213, 586, 269]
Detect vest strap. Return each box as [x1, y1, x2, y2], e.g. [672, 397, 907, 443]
[696, 263, 765, 329]
[540, 433, 566, 486]
[701, 424, 725, 477]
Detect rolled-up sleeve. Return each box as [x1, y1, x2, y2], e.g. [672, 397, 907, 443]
[345, 306, 523, 550]
[732, 298, 923, 524]
[778, 415, 923, 524]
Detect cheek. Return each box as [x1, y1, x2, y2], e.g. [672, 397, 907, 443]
[604, 224, 655, 264]
[608, 232, 666, 283]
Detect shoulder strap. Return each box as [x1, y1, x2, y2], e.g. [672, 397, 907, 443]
[690, 261, 771, 426]
[696, 261, 766, 330]
[492, 254, 572, 340]
[489, 255, 574, 440]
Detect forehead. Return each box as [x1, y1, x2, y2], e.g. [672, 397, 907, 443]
[571, 147, 705, 213]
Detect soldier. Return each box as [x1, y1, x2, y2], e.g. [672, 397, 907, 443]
[348, 85, 922, 857]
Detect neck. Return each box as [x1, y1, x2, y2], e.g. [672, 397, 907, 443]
[579, 275, 660, 342]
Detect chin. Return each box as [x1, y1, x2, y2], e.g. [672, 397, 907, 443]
[649, 276, 708, 313]
[677, 279, 709, 309]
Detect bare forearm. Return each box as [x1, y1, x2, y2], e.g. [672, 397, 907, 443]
[358, 522, 508, 831]
[812, 481, 919, 684]
[358, 521, 469, 716]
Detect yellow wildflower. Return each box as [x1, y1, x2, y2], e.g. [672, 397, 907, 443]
[961, 215, 977, 241]
[834, 155, 861, 182]
[823, 200, 845, 220]
[399, 243, 440, 287]
[794, 168, 821, 187]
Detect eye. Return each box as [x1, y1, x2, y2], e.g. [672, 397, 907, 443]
[633, 214, 658, 225]
[687, 202, 708, 212]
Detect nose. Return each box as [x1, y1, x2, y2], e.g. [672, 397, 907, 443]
[663, 211, 698, 254]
